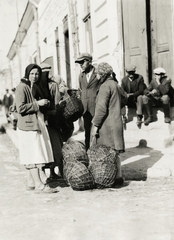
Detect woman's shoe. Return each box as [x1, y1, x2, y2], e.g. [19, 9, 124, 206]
[46, 175, 62, 184]
[35, 184, 59, 193]
[26, 186, 35, 191]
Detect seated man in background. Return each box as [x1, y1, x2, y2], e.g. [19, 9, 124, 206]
[142, 67, 174, 125]
[121, 65, 146, 128]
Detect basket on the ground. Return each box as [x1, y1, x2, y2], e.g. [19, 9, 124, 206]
[63, 160, 94, 191]
[87, 144, 118, 188]
[87, 144, 118, 165]
[61, 89, 84, 122]
[62, 139, 89, 167]
[88, 161, 117, 188]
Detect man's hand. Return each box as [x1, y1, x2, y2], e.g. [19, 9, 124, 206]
[59, 100, 66, 108]
[127, 93, 134, 98]
[151, 89, 158, 95]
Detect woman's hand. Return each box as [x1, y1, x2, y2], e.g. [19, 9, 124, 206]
[150, 89, 158, 95]
[37, 99, 50, 107]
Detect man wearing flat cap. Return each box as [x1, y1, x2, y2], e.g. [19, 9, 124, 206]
[142, 67, 174, 124]
[121, 64, 146, 128]
[75, 53, 101, 150]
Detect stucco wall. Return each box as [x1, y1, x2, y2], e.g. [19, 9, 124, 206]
[38, 0, 69, 82]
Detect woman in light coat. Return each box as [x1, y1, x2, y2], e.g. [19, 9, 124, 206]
[91, 62, 125, 183]
[15, 64, 57, 193]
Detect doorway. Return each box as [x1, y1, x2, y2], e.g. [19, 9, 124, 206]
[122, 0, 174, 85]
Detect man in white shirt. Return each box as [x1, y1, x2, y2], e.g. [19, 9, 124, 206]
[75, 53, 101, 150]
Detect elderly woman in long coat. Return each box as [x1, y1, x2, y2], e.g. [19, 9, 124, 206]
[91, 62, 125, 181]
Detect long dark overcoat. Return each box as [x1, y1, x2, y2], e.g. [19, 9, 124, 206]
[92, 77, 125, 153]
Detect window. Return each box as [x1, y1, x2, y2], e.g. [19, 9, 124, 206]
[83, 0, 93, 53]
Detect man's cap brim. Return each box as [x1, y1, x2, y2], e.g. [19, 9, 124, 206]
[75, 57, 92, 63]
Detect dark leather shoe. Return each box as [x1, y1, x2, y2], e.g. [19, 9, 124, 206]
[144, 117, 153, 126]
[114, 177, 125, 186]
[164, 117, 171, 123]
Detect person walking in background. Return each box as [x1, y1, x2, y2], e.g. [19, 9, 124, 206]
[142, 67, 174, 125]
[121, 65, 146, 128]
[2, 89, 14, 123]
[15, 63, 56, 193]
[75, 53, 101, 150]
[91, 62, 125, 184]
[9, 88, 18, 130]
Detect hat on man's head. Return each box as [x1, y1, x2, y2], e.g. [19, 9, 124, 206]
[40, 63, 51, 72]
[153, 67, 166, 75]
[75, 53, 92, 63]
[126, 64, 136, 72]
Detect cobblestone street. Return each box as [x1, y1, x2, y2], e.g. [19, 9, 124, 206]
[0, 132, 174, 240]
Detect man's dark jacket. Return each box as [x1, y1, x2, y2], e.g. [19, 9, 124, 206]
[121, 74, 146, 99]
[79, 67, 100, 116]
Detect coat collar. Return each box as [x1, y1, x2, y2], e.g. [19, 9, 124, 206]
[21, 78, 31, 87]
[82, 67, 97, 87]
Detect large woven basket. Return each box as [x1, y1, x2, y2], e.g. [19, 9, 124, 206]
[89, 161, 117, 189]
[62, 139, 89, 167]
[87, 144, 118, 188]
[61, 89, 84, 122]
[63, 160, 94, 191]
[87, 144, 118, 165]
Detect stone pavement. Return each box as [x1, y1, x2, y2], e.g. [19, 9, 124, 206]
[1, 108, 174, 240]
[0, 131, 174, 240]
[0, 108, 174, 180]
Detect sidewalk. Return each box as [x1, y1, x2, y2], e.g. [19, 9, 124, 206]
[1, 109, 174, 180]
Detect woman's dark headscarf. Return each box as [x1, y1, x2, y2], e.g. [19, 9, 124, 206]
[23, 64, 42, 99]
[24, 64, 42, 82]
[38, 71, 51, 100]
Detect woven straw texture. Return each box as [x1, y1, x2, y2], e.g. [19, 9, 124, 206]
[62, 139, 89, 167]
[87, 144, 118, 165]
[87, 144, 118, 188]
[62, 94, 84, 122]
[63, 160, 94, 191]
[89, 161, 117, 188]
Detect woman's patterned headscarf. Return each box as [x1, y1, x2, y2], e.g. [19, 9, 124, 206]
[96, 62, 113, 76]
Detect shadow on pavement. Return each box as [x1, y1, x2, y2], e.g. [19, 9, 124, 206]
[121, 139, 164, 181]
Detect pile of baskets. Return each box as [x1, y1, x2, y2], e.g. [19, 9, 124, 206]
[62, 139, 119, 190]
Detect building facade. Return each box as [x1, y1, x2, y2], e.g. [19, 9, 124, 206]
[6, 0, 174, 89]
